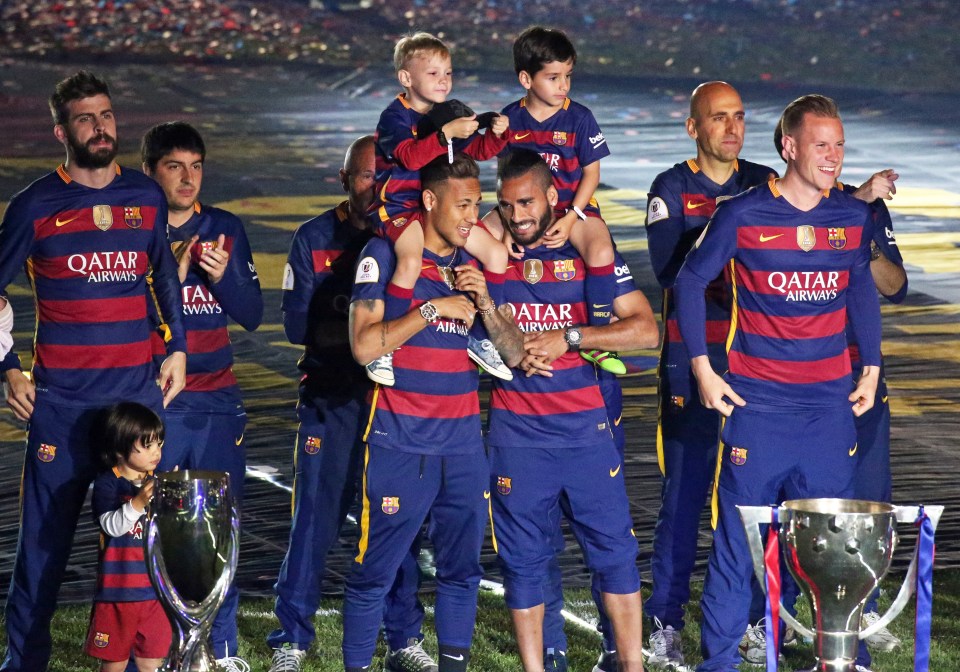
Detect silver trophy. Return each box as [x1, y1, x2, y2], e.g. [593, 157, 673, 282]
[146, 470, 240, 672]
[740, 498, 943, 672]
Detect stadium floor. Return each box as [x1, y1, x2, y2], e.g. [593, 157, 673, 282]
[1, 59, 959, 604]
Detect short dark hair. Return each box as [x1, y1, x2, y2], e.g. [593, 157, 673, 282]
[779, 94, 840, 139]
[513, 26, 577, 76]
[421, 152, 480, 193]
[98, 402, 165, 470]
[49, 70, 111, 125]
[140, 121, 206, 172]
[496, 149, 553, 193]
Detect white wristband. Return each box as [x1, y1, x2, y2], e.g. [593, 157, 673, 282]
[571, 205, 587, 221]
[0, 301, 13, 361]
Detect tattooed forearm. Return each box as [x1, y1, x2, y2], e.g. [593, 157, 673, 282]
[380, 321, 387, 348]
[482, 305, 525, 367]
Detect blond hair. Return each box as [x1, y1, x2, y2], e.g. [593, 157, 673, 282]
[393, 32, 450, 71]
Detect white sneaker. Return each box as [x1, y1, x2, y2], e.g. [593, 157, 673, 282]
[366, 352, 395, 386]
[383, 637, 438, 672]
[856, 666, 875, 672]
[738, 619, 767, 666]
[467, 336, 513, 381]
[216, 656, 251, 672]
[862, 610, 902, 652]
[269, 643, 307, 672]
[647, 616, 685, 669]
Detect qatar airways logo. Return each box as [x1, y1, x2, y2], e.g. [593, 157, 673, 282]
[432, 320, 468, 336]
[767, 270, 840, 301]
[182, 284, 222, 315]
[67, 251, 140, 283]
[506, 302, 574, 331]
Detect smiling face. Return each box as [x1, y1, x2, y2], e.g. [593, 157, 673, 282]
[423, 176, 482, 252]
[399, 51, 452, 112]
[497, 171, 558, 248]
[783, 113, 845, 195]
[687, 83, 745, 166]
[57, 94, 118, 169]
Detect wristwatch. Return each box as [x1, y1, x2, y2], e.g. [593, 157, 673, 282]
[564, 326, 583, 351]
[419, 301, 440, 323]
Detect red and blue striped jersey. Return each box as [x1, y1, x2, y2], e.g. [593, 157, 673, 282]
[371, 94, 508, 228]
[675, 180, 882, 411]
[352, 237, 483, 455]
[501, 97, 609, 217]
[156, 202, 262, 414]
[486, 242, 612, 448]
[0, 165, 185, 407]
[281, 202, 373, 394]
[646, 158, 776, 374]
[92, 469, 154, 602]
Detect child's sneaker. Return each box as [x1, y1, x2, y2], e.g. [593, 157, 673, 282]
[467, 336, 513, 381]
[581, 350, 626, 375]
[366, 352, 395, 386]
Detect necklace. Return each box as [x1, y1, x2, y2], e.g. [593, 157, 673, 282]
[436, 248, 458, 289]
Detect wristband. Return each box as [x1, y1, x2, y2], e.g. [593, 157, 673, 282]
[571, 205, 587, 221]
[477, 296, 496, 317]
[870, 240, 882, 261]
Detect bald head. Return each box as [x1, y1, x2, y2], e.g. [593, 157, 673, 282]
[689, 81, 740, 120]
[344, 134, 375, 172]
[686, 81, 745, 172]
[340, 135, 376, 222]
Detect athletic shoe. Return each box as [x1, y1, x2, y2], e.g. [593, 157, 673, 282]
[544, 647, 568, 671]
[383, 637, 439, 672]
[738, 619, 767, 666]
[855, 666, 875, 672]
[592, 650, 618, 672]
[366, 352, 395, 386]
[269, 643, 307, 672]
[862, 610, 901, 651]
[467, 336, 513, 381]
[647, 616, 684, 669]
[581, 350, 627, 375]
[215, 656, 251, 672]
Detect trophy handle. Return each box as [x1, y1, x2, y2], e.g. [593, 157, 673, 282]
[859, 504, 944, 639]
[737, 505, 814, 639]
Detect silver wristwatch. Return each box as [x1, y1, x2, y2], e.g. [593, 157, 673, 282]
[419, 301, 440, 323]
[564, 326, 583, 351]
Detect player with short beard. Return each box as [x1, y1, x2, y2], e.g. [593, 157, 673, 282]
[0, 70, 186, 672]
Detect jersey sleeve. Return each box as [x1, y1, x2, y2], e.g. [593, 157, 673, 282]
[209, 214, 263, 332]
[0, 192, 35, 371]
[351, 238, 395, 304]
[147, 198, 186, 354]
[645, 173, 694, 289]
[847, 211, 883, 366]
[871, 200, 908, 303]
[281, 223, 315, 345]
[576, 108, 610, 167]
[462, 127, 509, 161]
[673, 207, 738, 358]
[378, 107, 444, 171]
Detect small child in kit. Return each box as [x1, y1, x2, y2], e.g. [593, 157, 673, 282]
[84, 402, 172, 672]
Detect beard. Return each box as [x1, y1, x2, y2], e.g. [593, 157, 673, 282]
[66, 129, 118, 169]
[507, 208, 553, 247]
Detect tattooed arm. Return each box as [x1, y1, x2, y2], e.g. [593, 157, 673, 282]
[453, 265, 525, 367]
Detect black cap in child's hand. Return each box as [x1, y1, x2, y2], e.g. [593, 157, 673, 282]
[416, 99, 498, 137]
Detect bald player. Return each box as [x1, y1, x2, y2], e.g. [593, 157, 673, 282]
[643, 81, 776, 668]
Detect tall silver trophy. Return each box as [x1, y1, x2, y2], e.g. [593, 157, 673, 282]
[739, 498, 943, 672]
[146, 470, 240, 672]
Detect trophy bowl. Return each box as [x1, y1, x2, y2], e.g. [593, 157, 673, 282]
[146, 470, 240, 672]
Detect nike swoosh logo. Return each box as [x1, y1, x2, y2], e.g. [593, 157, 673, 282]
[609, 464, 622, 477]
[686, 201, 708, 210]
[592, 303, 610, 309]
[759, 233, 784, 243]
[882, 395, 889, 403]
[513, 132, 531, 140]
[325, 258, 332, 267]
[483, 490, 490, 500]
[442, 654, 465, 661]
[235, 434, 244, 446]
[849, 444, 858, 457]
[55, 215, 79, 227]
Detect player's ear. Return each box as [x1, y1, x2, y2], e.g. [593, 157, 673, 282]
[338, 168, 350, 194]
[53, 124, 67, 146]
[517, 70, 533, 91]
[781, 135, 797, 162]
[397, 69, 412, 89]
[547, 185, 559, 209]
[142, 162, 153, 177]
[422, 188, 437, 212]
[685, 116, 697, 141]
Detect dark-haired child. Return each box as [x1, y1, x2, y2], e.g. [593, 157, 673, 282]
[84, 402, 172, 672]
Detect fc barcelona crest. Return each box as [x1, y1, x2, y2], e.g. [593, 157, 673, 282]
[729, 446, 748, 466]
[796, 225, 816, 252]
[124, 206, 143, 229]
[38, 443, 57, 463]
[827, 227, 847, 250]
[552, 259, 576, 281]
[497, 476, 512, 495]
[304, 436, 322, 455]
[552, 131, 568, 146]
[93, 205, 113, 231]
[382, 496, 400, 515]
[523, 259, 543, 284]
[93, 632, 110, 648]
